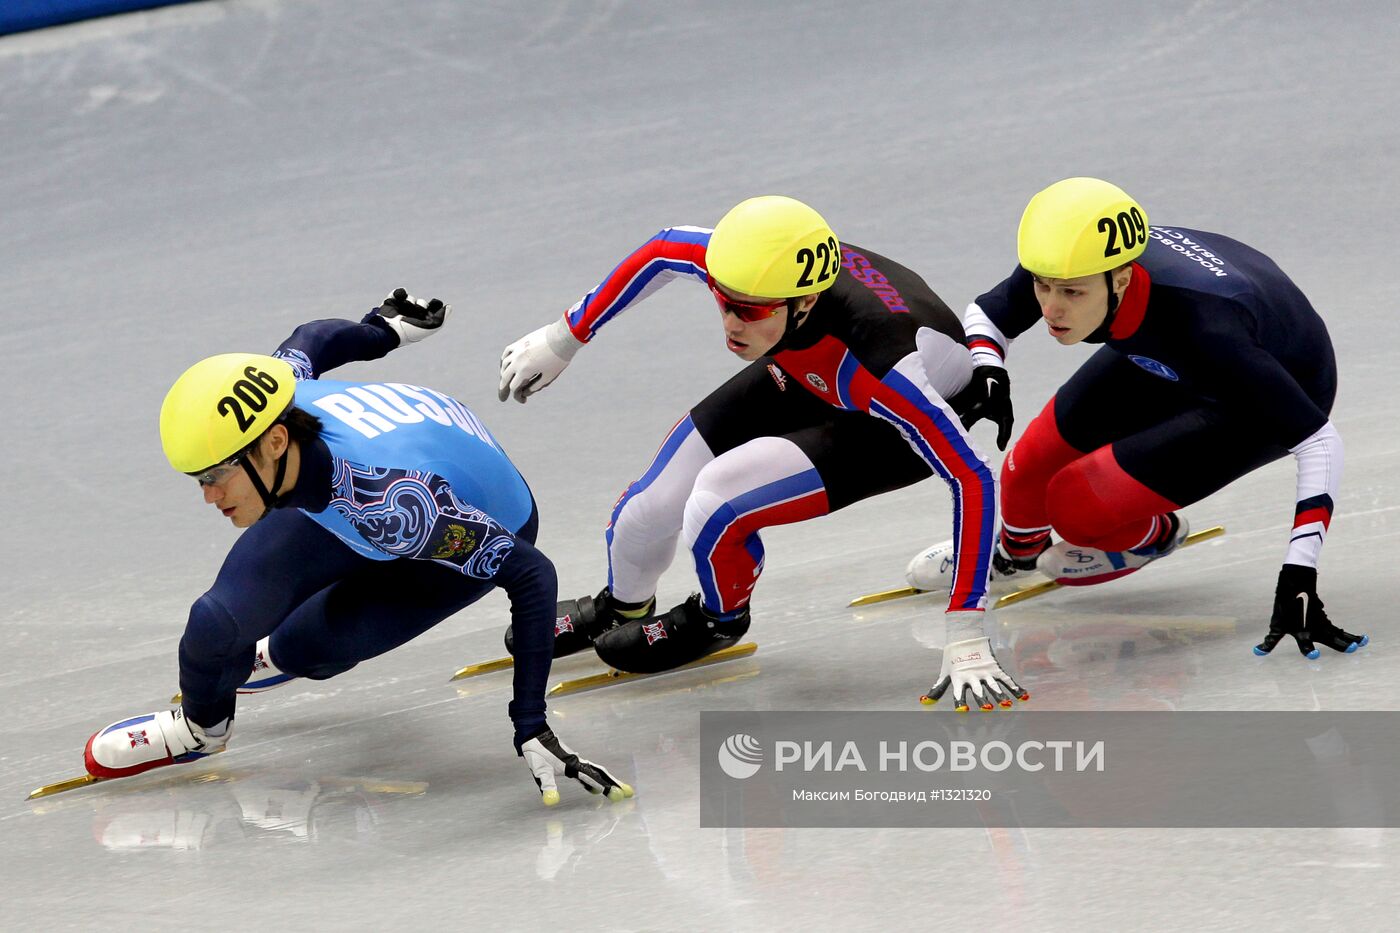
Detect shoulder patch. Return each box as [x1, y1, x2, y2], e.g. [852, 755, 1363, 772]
[1128, 355, 1180, 381]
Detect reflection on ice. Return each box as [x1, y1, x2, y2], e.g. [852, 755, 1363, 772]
[74, 772, 429, 851]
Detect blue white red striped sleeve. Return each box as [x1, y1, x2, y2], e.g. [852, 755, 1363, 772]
[1286, 421, 1342, 568]
[842, 350, 998, 612]
[566, 226, 712, 342]
[963, 301, 1012, 367]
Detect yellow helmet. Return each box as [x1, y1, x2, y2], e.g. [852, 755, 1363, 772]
[1017, 177, 1150, 279]
[160, 353, 296, 473]
[707, 196, 841, 298]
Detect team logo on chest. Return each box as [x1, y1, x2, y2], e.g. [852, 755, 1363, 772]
[805, 373, 830, 393]
[1128, 355, 1180, 382]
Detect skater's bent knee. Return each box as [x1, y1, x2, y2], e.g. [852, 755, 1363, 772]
[181, 594, 244, 659]
[682, 487, 733, 543]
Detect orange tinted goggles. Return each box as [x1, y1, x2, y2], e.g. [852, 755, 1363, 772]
[706, 274, 787, 322]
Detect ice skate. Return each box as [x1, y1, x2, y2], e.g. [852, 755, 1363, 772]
[1036, 514, 1189, 587]
[83, 708, 230, 781]
[239, 636, 296, 693]
[904, 537, 1046, 593]
[593, 594, 750, 675]
[504, 587, 654, 660]
[172, 635, 295, 703]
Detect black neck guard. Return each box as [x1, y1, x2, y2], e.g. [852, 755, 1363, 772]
[1083, 270, 1120, 345]
[769, 293, 825, 354]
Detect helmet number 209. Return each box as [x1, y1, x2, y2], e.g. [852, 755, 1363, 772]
[1098, 207, 1147, 259]
[216, 365, 281, 434]
[795, 236, 841, 288]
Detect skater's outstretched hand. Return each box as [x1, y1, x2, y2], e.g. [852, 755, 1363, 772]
[498, 317, 583, 403]
[518, 725, 635, 807]
[1254, 564, 1367, 659]
[376, 287, 451, 344]
[922, 636, 1029, 712]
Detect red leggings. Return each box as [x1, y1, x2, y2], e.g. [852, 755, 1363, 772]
[1003, 398, 1179, 551]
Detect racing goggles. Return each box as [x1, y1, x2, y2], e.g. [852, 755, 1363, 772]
[191, 456, 245, 487]
[707, 275, 788, 322]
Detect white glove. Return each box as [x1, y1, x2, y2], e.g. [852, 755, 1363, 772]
[377, 288, 451, 345]
[518, 726, 635, 807]
[921, 636, 1028, 712]
[498, 317, 584, 403]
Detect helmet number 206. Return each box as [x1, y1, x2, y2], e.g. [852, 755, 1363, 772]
[795, 236, 841, 288]
[216, 365, 281, 433]
[1098, 207, 1147, 259]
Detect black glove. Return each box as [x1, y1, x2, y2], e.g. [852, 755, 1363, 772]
[956, 365, 1014, 451]
[376, 288, 451, 344]
[1254, 564, 1368, 659]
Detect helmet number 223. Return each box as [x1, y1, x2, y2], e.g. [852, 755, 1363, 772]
[795, 236, 841, 288]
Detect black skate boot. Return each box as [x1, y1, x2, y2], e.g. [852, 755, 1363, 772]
[504, 587, 654, 660]
[990, 542, 1045, 580]
[593, 594, 751, 674]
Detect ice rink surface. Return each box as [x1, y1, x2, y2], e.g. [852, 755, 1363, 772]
[2, 1, 1398, 929]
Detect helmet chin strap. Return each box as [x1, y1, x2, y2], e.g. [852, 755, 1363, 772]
[1083, 270, 1121, 345]
[236, 446, 289, 521]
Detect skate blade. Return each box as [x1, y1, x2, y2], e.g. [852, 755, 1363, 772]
[28, 774, 104, 800]
[848, 586, 924, 607]
[449, 655, 515, 681]
[547, 642, 758, 697]
[28, 748, 231, 801]
[848, 576, 1022, 607]
[992, 579, 1060, 609]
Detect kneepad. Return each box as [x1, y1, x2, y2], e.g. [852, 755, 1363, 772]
[181, 594, 243, 661]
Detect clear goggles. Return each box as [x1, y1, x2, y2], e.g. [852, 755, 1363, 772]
[190, 457, 244, 488]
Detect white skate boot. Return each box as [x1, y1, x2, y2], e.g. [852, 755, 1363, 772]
[84, 708, 230, 780]
[905, 539, 1043, 593]
[238, 635, 295, 694]
[1036, 514, 1189, 587]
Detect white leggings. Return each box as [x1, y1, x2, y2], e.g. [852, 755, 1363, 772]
[606, 417, 830, 613]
